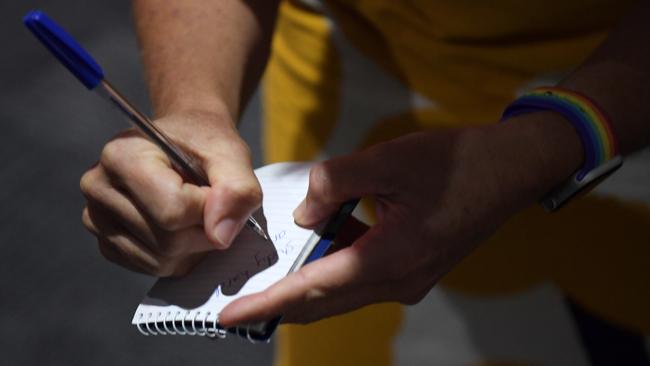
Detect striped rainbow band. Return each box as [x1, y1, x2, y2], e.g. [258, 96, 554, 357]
[502, 86, 619, 181]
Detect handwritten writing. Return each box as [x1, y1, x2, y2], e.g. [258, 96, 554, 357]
[277, 240, 296, 256]
[273, 230, 287, 242]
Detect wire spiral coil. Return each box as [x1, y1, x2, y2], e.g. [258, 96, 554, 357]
[136, 311, 227, 339]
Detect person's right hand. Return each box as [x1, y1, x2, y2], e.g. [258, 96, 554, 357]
[80, 109, 262, 277]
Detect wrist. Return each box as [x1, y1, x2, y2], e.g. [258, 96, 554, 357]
[488, 111, 584, 212]
[154, 95, 236, 126]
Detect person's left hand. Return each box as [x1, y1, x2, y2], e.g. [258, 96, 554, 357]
[219, 113, 583, 325]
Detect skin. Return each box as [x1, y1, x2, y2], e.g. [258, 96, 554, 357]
[80, 0, 650, 325]
[82, 0, 280, 275]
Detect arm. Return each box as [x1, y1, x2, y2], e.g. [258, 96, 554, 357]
[80, 0, 280, 276]
[218, 1, 650, 325]
[560, 0, 650, 154]
[132, 0, 279, 119]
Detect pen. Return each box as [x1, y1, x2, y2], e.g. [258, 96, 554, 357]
[23, 10, 269, 241]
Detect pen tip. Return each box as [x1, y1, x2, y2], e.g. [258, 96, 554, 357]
[247, 216, 270, 241]
[258, 227, 270, 241]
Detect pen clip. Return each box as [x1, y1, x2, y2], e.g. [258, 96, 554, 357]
[23, 10, 104, 89]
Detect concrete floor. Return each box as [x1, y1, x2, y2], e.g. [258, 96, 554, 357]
[1, 2, 271, 365]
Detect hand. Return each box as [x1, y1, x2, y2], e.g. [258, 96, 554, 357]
[219, 113, 583, 325]
[80, 109, 262, 276]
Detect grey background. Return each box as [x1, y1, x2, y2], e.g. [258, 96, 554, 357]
[1, 1, 270, 365]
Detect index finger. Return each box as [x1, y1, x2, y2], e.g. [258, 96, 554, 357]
[218, 224, 387, 327]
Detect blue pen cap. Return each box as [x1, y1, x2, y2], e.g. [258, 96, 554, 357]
[24, 10, 104, 89]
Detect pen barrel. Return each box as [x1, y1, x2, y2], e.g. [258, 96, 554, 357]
[96, 81, 268, 240]
[96, 81, 209, 186]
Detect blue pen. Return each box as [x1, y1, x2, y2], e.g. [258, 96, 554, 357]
[23, 10, 269, 241]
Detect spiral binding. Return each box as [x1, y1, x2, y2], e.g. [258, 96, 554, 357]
[135, 311, 229, 340]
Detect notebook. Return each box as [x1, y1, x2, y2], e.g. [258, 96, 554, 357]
[131, 162, 357, 342]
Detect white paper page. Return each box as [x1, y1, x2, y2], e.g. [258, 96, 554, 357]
[132, 162, 314, 326]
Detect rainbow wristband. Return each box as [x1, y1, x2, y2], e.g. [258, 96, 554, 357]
[502, 87, 620, 181]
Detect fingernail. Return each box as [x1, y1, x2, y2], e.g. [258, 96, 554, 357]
[293, 200, 322, 227]
[213, 218, 239, 248]
[293, 200, 308, 224]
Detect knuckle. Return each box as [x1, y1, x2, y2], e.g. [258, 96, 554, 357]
[257, 292, 276, 317]
[294, 268, 312, 290]
[242, 183, 264, 206]
[153, 201, 187, 230]
[155, 256, 197, 277]
[99, 140, 124, 171]
[220, 180, 263, 207]
[151, 262, 175, 277]
[289, 270, 311, 301]
[81, 207, 95, 232]
[295, 268, 324, 301]
[135, 254, 166, 277]
[97, 235, 170, 276]
[79, 169, 98, 198]
[134, 254, 168, 277]
[97, 240, 120, 264]
[79, 172, 91, 195]
[233, 140, 253, 161]
[154, 236, 185, 258]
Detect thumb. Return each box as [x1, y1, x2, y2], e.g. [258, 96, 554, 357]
[202, 144, 262, 249]
[294, 148, 388, 228]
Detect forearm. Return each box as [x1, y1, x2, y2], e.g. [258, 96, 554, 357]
[132, 0, 280, 120]
[560, 0, 650, 154]
[496, 1, 650, 213]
